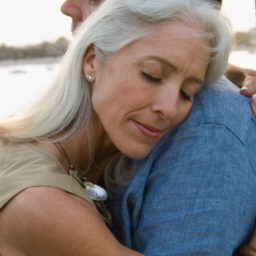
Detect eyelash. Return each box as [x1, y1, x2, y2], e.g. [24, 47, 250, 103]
[142, 72, 162, 83]
[142, 72, 192, 102]
[180, 90, 192, 102]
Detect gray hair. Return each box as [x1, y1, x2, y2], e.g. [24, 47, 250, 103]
[0, 0, 232, 192]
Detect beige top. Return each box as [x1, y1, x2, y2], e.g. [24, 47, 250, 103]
[0, 143, 94, 209]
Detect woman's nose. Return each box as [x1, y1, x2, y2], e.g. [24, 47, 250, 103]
[151, 86, 179, 120]
[61, 0, 83, 22]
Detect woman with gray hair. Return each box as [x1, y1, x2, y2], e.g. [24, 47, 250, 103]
[0, 0, 235, 255]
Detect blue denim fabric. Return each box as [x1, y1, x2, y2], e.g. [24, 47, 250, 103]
[107, 77, 256, 256]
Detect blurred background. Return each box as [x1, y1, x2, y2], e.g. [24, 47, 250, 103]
[0, 0, 255, 119]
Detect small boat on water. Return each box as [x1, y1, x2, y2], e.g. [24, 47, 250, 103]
[10, 70, 27, 74]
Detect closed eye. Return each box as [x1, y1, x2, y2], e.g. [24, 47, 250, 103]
[180, 90, 192, 102]
[142, 71, 193, 102]
[142, 72, 162, 83]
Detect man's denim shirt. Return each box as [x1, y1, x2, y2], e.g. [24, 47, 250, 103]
[107, 77, 256, 256]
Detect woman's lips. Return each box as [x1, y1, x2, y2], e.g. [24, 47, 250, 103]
[133, 121, 161, 139]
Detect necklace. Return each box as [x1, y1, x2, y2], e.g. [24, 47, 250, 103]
[53, 141, 113, 229]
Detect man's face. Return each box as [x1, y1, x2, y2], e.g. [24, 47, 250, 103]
[61, 0, 222, 33]
[61, 0, 103, 33]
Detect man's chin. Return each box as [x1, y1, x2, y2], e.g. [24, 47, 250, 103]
[71, 21, 81, 36]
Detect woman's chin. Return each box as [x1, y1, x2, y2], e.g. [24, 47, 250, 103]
[121, 146, 154, 160]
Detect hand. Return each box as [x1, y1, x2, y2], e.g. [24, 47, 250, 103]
[248, 225, 256, 251]
[225, 63, 256, 117]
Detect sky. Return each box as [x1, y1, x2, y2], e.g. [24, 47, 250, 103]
[0, 0, 72, 46]
[0, 0, 255, 47]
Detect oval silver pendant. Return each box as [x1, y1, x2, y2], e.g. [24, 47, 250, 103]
[84, 182, 108, 201]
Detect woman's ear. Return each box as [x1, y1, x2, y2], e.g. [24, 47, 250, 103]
[83, 45, 99, 82]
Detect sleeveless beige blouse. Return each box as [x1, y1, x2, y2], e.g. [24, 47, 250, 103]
[0, 143, 94, 209]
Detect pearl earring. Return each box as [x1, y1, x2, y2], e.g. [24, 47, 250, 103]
[86, 74, 92, 81]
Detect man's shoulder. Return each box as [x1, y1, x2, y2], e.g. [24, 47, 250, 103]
[197, 76, 253, 125]
[184, 77, 254, 129]
[147, 76, 256, 172]
[109, 79, 256, 252]
[163, 77, 256, 144]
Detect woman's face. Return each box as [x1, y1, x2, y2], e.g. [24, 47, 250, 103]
[86, 21, 211, 159]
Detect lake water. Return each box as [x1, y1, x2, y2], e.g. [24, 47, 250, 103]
[0, 50, 255, 119]
[0, 61, 60, 119]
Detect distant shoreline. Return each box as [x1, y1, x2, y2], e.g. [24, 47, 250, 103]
[0, 57, 62, 67]
[0, 47, 255, 68]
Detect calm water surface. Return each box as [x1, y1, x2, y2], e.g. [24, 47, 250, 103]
[0, 62, 59, 119]
[0, 51, 255, 119]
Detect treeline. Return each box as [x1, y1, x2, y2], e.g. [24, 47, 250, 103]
[0, 29, 255, 61]
[0, 37, 69, 60]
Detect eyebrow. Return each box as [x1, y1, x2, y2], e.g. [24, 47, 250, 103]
[146, 56, 205, 85]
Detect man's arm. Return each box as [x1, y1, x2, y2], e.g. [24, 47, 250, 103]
[225, 63, 256, 117]
[225, 63, 256, 89]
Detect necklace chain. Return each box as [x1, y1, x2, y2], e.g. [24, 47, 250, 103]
[53, 141, 72, 166]
[53, 141, 87, 182]
[52, 140, 113, 229]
